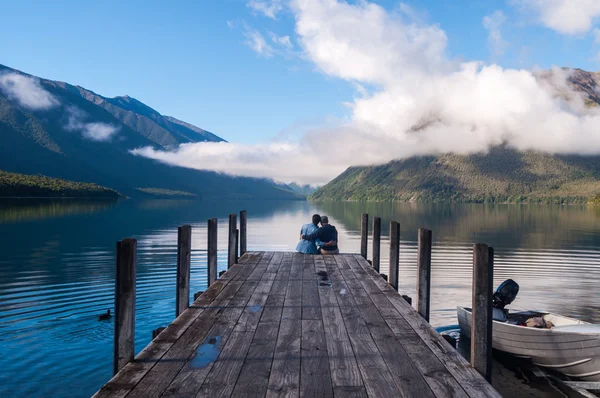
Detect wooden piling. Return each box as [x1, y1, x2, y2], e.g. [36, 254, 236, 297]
[235, 229, 239, 264]
[471, 243, 494, 382]
[228, 213, 237, 268]
[114, 238, 136, 375]
[240, 210, 247, 256]
[389, 221, 400, 291]
[416, 228, 432, 322]
[176, 225, 192, 317]
[360, 213, 368, 259]
[372, 216, 381, 272]
[207, 218, 217, 286]
[193, 291, 204, 301]
[152, 327, 165, 340]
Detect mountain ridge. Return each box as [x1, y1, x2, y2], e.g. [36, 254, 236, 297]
[0, 63, 300, 200]
[311, 68, 600, 204]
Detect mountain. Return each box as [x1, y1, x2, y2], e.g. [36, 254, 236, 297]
[272, 182, 319, 197]
[311, 69, 600, 204]
[0, 64, 300, 200]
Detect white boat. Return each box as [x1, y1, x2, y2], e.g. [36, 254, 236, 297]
[458, 306, 600, 380]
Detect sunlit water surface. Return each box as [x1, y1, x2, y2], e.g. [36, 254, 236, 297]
[1, 199, 600, 397]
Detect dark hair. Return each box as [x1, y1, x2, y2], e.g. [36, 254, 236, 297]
[321, 215, 329, 224]
[312, 214, 321, 225]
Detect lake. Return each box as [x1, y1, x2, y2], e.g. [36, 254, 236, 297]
[1, 199, 600, 397]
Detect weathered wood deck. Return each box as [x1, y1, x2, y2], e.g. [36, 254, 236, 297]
[94, 252, 500, 398]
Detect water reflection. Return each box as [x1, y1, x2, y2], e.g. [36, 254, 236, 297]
[0, 199, 599, 397]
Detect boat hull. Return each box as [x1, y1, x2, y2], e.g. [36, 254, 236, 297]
[457, 306, 600, 381]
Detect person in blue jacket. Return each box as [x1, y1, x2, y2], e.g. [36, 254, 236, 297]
[296, 214, 324, 254]
[301, 215, 339, 255]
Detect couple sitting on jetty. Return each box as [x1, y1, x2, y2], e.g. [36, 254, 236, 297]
[296, 214, 339, 255]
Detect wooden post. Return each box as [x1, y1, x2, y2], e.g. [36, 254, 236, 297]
[389, 221, 400, 291]
[235, 229, 239, 264]
[228, 213, 236, 268]
[372, 217, 381, 272]
[114, 238, 136, 375]
[176, 225, 192, 317]
[240, 210, 247, 257]
[207, 218, 217, 286]
[152, 327, 166, 340]
[360, 213, 368, 259]
[471, 243, 494, 382]
[416, 228, 432, 322]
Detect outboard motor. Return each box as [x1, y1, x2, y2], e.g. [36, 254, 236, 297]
[493, 279, 519, 309]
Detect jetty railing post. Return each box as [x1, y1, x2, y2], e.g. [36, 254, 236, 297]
[360, 213, 368, 259]
[228, 213, 237, 268]
[114, 238, 137, 375]
[240, 210, 247, 256]
[416, 228, 432, 322]
[471, 243, 494, 382]
[389, 221, 400, 291]
[207, 218, 218, 286]
[372, 216, 381, 272]
[235, 229, 239, 264]
[176, 225, 192, 317]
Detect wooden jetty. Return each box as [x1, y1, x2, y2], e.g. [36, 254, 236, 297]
[94, 212, 500, 398]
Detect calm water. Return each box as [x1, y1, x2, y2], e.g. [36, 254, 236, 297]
[1, 199, 600, 397]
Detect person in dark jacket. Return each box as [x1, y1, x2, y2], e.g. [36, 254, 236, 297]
[301, 215, 339, 254]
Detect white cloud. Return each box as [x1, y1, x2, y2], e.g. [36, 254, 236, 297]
[66, 106, 119, 142]
[0, 72, 59, 110]
[247, 0, 285, 19]
[269, 32, 293, 48]
[512, 0, 600, 35]
[134, 0, 600, 185]
[593, 28, 600, 43]
[244, 27, 274, 57]
[483, 11, 509, 59]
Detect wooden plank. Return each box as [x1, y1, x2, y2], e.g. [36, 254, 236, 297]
[164, 253, 280, 397]
[267, 253, 302, 398]
[471, 244, 494, 382]
[176, 225, 192, 317]
[349, 255, 500, 398]
[345, 332, 404, 397]
[384, 318, 469, 398]
[389, 221, 400, 291]
[164, 254, 278, 397]
[231, 293, 286, 397]
[319, 287, 363, 390]
[266, 319, 301, 398]
[228, 213, 237, 267]
[339, 256, 436, 398]
[207, 218, 217, 287]
[301, 255, 321, 320]
[114, 238, 136, 375]
[93, 253, 261, 398]
[360, 213, 368, 259]
[300, 319, 333, 397]
[372, 216, 381, 272]
[125, 253, 268, 398]
[417, 228, 432, 322]
[240, 210, 247, 256]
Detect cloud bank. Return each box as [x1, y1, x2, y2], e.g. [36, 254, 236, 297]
[66, 106, 119, 142]
[134, 0, 600, 185]
[0, 72, 59, 110]
[513, 0, 600, 35]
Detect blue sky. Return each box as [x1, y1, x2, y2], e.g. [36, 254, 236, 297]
[2, 0, 600, 145]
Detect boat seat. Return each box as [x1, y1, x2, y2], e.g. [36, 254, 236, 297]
[492, 308, 507, 322]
